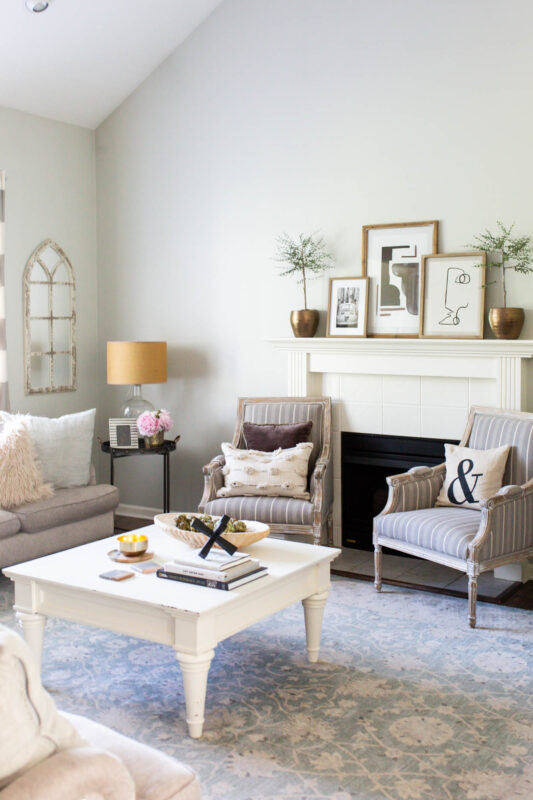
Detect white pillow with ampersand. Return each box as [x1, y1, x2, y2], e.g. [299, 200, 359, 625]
[436, 443, 510, 510]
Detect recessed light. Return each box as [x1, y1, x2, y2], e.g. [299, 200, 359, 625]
[25, 0, 50, 12]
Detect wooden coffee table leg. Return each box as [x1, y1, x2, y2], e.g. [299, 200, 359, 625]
[16, 610, 46, 671]
[302, 590, 329, 663]
[175, 649, 215, 738]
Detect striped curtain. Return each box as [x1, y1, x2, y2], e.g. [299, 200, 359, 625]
[0, 171, 8, 410]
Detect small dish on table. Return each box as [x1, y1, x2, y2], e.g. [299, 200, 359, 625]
[108, 533, 154, 563]
[117, 533, 149, 556]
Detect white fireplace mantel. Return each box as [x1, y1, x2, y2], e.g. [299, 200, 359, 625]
[269, 337, 533, 576]
[269, 338, 533, 411]
[270, 338, 533, 580]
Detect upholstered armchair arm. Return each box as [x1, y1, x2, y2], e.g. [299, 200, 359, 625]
[378, 463, 446, 516]
[469, 480, 533, 563]
[310, 457, 333, 518]
[0, 747, 135, 800]
[198, 455, 225, 511]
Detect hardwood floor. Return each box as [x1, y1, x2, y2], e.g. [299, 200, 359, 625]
[114, 514, 151, 533]
[114, 515, 533, 611]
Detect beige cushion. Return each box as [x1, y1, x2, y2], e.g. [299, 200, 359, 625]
[436, 443, 510, 510]
[14, 484, 119, 533]
[0, 624, 85, 790]
[0, 409, 96, 489]
[217, 441, 313, 499]
[0, 747, 135, 800]
[0, 420, 53, 510]
[0, 510, 20, 541]
[66, 713, 201, 800]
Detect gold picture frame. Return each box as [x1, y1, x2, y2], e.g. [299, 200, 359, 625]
[419, 251, 486, 339]
[362, 220, 439, 337]
[326, 276, 369, 337]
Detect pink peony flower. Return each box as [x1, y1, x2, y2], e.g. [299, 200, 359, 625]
[136, 411, 159, 437]
[157, 409, 173, 432]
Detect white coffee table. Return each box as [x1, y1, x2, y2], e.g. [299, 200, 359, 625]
[4, 525, 340, 737]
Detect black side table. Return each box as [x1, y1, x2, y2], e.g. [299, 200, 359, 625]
[99, 436, 180, 513]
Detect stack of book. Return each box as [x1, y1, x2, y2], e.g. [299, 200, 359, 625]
[156, 548, 268, 591]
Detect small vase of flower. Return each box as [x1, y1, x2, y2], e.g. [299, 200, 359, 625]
[136, 409, 173, 448]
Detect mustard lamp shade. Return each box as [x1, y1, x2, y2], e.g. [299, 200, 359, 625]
[107, 341, 167, 385]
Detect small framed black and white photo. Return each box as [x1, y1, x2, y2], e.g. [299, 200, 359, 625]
[420, 252, 486, 339]
[109, 418, 139, 449]
[326, 277, 369, 337]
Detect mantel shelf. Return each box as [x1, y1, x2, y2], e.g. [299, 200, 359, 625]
[267, 338, 533, 410]
[268, 338, 533, 358]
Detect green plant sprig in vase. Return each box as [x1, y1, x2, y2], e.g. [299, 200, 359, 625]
[469, 221, 533, 339]
[275, 232, 334, 337]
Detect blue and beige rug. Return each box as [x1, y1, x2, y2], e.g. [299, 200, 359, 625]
[1, 575, 532, 800]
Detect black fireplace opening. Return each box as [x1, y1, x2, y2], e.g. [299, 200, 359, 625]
[341, 431, 458, 551]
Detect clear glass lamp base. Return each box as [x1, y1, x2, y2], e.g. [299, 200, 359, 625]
[120, 385, 154, 418]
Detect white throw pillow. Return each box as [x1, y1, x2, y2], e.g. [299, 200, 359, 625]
[217, 441, 313, 499]
[0, 409, 96, 489]
[0, 624, 85, 789]
[436, 443, 510, 510]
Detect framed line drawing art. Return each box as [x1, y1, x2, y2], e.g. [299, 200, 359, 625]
[420, 252, 486, 339]
[326, 276, 369, 337]
[362, 220, 438, 337]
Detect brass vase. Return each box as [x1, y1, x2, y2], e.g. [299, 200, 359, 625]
[143, 430, 164, 448]
[488, 307, 525, 340]
[290, 309, 319, 338]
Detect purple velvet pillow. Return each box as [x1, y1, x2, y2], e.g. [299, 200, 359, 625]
[242, 420, 313, 452]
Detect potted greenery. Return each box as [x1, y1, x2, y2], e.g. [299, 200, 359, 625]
[275, 232, 333, 337]
[470, 221, 533, 339]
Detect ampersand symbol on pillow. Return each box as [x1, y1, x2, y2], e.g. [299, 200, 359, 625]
[447, 458, 482, 505]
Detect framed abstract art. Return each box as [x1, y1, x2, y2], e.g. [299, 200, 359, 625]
[362, 220, 438, 337]
[326, 276, 369, 337]
[420, 252, 486, 338]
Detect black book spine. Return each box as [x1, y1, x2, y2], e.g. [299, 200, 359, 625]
[156, 568, 231, 590]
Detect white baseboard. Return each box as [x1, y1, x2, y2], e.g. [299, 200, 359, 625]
[494, 558, 533, 584]
[116, 503, 163, 520]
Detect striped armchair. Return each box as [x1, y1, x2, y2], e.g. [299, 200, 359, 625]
[373, 407, 533, 627]
[199, 397, 333, 545]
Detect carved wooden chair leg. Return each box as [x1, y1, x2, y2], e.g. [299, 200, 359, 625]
[326, 512, 334, 547]
[313, 526, 322, 546]
[374, 544, 382, 592]
[468, 574, 478, 628]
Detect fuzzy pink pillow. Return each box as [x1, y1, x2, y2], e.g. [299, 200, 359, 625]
[0, 420, 53, 509]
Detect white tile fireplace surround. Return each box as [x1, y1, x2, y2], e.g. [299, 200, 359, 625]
[270, 338, 533, 578]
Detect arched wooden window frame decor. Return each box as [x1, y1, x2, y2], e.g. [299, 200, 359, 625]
[23, 239, 77, 394]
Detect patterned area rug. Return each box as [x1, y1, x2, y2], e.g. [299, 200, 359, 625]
[1, 574, 532, 800]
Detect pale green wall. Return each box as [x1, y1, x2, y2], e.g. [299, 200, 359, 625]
[1, 106, 98, 419]
[95, 0, 533, 510]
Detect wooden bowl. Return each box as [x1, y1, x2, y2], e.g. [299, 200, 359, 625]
[154, 513, 270, 550]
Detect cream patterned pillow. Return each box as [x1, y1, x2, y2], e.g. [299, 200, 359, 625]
[217, 442, 313, 499]
[436, 443, 510, 510]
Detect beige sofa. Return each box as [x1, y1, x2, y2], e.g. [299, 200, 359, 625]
[1, 713, 201, 800]
[0, 622, 200, 799]
[0, 468, 119, 568]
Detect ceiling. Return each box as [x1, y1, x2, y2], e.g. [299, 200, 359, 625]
[0, 0, 223, 129]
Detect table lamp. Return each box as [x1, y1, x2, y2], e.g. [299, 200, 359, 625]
[107, 341, 167, 418]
